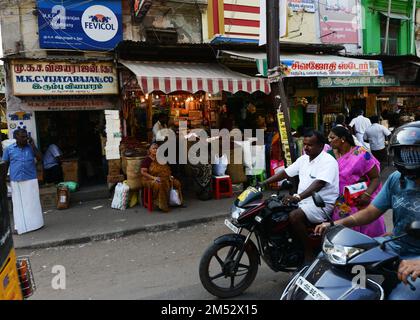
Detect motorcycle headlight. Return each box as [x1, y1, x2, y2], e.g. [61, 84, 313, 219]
[231, 205, 246, 220]
[322, 237, 364, 265]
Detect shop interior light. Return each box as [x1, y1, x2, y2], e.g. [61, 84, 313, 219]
[145, 93, 149, 99]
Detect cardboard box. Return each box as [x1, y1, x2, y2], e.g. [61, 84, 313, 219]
[62, 160, 79, 183]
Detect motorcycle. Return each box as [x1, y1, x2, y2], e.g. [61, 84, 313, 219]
[199, 181, 323, 298]
[281, 193, 420, 300]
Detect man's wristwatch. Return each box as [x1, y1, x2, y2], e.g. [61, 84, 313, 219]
[293, 193, 301, 201]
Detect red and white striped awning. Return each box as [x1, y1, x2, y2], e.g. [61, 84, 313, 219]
[119, 60, 270, 94]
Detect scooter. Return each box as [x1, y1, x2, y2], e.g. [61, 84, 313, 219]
[281, 193, 420, 300]
[199, 181, 323, 298]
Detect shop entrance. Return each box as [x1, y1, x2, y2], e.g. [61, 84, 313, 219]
[35, 110, 106, 186]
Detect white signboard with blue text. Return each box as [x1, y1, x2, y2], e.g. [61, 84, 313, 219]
[37, 0, 123, 51]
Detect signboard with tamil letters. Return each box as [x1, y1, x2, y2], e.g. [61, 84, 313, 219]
[288, 0, 316, 13]
[10, 60, 118, 96]
[318, 76, 399, 88]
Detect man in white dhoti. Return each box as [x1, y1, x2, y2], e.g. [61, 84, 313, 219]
[2, 128, 44, 235]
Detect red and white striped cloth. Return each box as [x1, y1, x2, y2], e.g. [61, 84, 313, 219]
[120, 60, 270, 94]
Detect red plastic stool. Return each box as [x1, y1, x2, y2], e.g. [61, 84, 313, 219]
[143, 187, 153, 212]
[213, 175, 233, 200]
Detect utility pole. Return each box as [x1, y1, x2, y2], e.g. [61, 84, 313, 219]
[266, 0, 296, 164]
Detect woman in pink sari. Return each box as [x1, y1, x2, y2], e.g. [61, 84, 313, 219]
[327, 126, 386, 237]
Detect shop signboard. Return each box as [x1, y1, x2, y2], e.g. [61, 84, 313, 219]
[37, 0, 123, 51]
[264, 57, 383, 77]
[288, 0, 316, 13]
[381, 86, 420, 94]
[318, 76, 399, 88]
[10, 60, 118, 96]
[319, 0, 359, 44]
[19, 96, 117, 111]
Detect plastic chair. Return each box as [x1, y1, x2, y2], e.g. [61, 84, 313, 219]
[249, 169, 266, 189]
[213, 175, 233, 199]
[142, 187, 153, 212]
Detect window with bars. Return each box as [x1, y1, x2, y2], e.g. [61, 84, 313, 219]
[380, 16, 400, 55]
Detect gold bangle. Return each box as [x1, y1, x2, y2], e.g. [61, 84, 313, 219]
[363, 191, 372, 198]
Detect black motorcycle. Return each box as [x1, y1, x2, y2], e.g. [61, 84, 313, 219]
[199, 182, 323, 298]
[281, 193, 420, 300]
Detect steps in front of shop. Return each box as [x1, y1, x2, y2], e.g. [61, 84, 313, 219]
[70, 184, 111, 204]
[39, 184, 111, 210]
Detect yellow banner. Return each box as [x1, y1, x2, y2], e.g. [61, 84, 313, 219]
[276, 112, 292, 166]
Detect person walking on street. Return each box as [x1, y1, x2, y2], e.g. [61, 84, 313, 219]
[349, 109, 371, 149]
[2, 128, 44, 235]
[363, 115, 392, 170]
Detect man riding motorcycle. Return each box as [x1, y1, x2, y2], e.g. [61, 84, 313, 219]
[315, 121, 420, 299]
[261, 130, 339, 264]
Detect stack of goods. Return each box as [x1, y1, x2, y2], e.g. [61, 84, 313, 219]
[105, 110, 123, 184]
[107, 159, 124, 184]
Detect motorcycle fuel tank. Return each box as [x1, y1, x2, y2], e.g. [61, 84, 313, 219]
[234, 187, 263, 208]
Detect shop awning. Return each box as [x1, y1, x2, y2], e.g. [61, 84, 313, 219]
[119, 60, 271, 94]
[379, 11, 410, 20]
[219, 50, 384, 78]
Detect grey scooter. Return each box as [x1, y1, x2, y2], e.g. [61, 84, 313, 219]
[281, 193, 420, 300]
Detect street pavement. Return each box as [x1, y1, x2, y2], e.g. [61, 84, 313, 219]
[12, 166, 396, 250]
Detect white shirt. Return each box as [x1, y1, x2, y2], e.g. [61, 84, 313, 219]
[43, 144, 62, 169]
[363, 123, 391, 151]
[285, 151, 339, 205]
[349, 115, 372, 135]
[152, 120, 167, 141]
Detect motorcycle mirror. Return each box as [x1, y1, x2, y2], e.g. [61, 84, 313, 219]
[406, 221, 420, 239]
[312, 192, 334, 226]
[281, 180, 293, 191]
[312, 192, 325, 208]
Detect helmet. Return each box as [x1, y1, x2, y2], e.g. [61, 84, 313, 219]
[389, 121, 420, 177]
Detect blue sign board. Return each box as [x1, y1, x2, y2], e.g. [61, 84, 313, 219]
[37, 0, 123, 51]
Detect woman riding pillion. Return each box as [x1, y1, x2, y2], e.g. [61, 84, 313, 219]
[315, 121, 420, 299]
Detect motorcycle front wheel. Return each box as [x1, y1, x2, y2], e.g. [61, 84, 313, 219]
[199, 240, 259, 298]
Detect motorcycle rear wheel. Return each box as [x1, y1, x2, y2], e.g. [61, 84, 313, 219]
[199, 240, 259, 298]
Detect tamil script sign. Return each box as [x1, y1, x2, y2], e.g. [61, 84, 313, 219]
[19, 96, 118, 111]
[11, 60, 118, 96]
[288, 0, 316, 13]
[279, 57, 383, 77]
[318, 76, 399, 88]
[37, 0, 123, 51]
